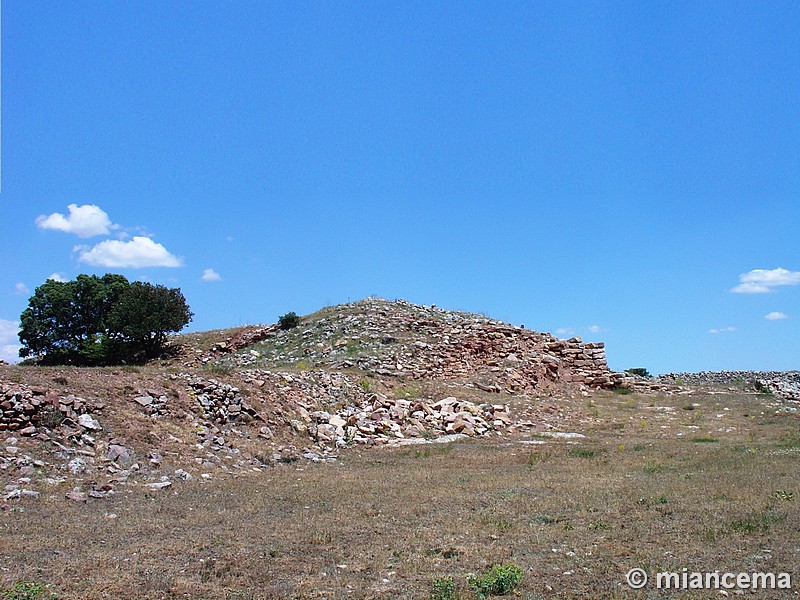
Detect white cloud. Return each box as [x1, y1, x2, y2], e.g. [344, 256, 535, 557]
[555, 327, 576, 336]
[47, 272, 68, 282]
[0, 319, 19, 341]
[201, 268, 222, 282]
[0, 345, 21, 363]
[765, 311, 788, 321]
[77, 236, 183, 268]
[731, 268, 800, 293]
[35, 203, 116, 238]
[730, 282, 772, 294]
[709, 326, 736, 334]
[587, 325, 601, 333]
[0, 319, 21, 363]
[14, 282, 29, 295]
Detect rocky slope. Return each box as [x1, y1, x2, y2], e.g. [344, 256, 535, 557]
[197, 298, 627, 391]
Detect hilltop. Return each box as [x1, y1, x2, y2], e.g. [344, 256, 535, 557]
[183, 297, 627, 390]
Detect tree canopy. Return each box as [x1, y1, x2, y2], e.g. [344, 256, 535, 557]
[19, 274, 193, 365]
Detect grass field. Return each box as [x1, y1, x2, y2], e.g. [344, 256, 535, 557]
[2, 388, 799, 599]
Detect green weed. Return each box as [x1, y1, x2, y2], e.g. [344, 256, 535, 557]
[727, 510, 787, 535]
[430, 576, 458, 600]
[468, 564, 524, 599]
[690, 436, 719, 443]
[568, 448, 597, 458]
[1, 581, 55, 600]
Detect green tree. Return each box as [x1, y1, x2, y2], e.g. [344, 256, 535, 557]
[107, 282, 193, 360]
[18, 274, 192, 365]
[19, 278, 80, 363]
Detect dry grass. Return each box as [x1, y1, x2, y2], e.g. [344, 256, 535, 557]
[2, 388, 799, 599]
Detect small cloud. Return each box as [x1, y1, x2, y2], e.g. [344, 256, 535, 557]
[225, 236, 235, 242]
[14, 282, 29, 295]
[47, 272, 68, 282]
[709, 326, 736, 334]
[555, 327, 576, 336]
[35, 203, 116, 238]
[731, 267, 800, 293]
[730, 282, 772, 294]
[587, 325, 602, 334]
[0, 319, 21, 363]
[765, 311, 788, 321]
[77, 236, 183, 268]
[201, 268, 222, 282]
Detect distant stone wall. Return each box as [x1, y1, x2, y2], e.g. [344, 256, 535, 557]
[658, 371, 800, 401]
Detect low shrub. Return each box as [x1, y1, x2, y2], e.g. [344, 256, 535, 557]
[468, 564, 523, 598]
[278, 312, 301, 330]
[625, 367, 651, 378]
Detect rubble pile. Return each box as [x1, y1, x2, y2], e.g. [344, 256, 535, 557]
[306, 395, 511, 445]
[220, 298, 628, 392]
[131, 390, 170, 416]
[238, 368, 511, 447]
[184, 377, 265, 424]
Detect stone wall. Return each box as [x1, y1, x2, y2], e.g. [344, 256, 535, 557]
[0, 380, 101, 435]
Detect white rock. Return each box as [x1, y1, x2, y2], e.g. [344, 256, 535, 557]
[78, 414, 101, 430]
[68, 458, 88, 474]
[145, 481, 172, 490]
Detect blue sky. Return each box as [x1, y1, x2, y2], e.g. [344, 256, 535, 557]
[1, 1, 798, 373]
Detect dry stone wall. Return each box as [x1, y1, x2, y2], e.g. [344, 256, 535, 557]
[1, 380, 102, 435]
[658, 371, 800, 401]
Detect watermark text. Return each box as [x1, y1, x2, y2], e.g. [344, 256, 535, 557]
[626, 568, 792, 591]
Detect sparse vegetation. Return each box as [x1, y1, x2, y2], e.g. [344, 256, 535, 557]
[690, 435, 719, 443]
[203, 363, 234, 376]
[727, 510, 787, 535]
[568, 447, 597, 458]
[753, 380, 774, 395]
[36, 404, 65, 430]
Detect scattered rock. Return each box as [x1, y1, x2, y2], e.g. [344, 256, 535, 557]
[78, 414, 101, 430]
[65, 490, 88, 503]
[145, 480, 172, 490]
[68, 458, 88, 474]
